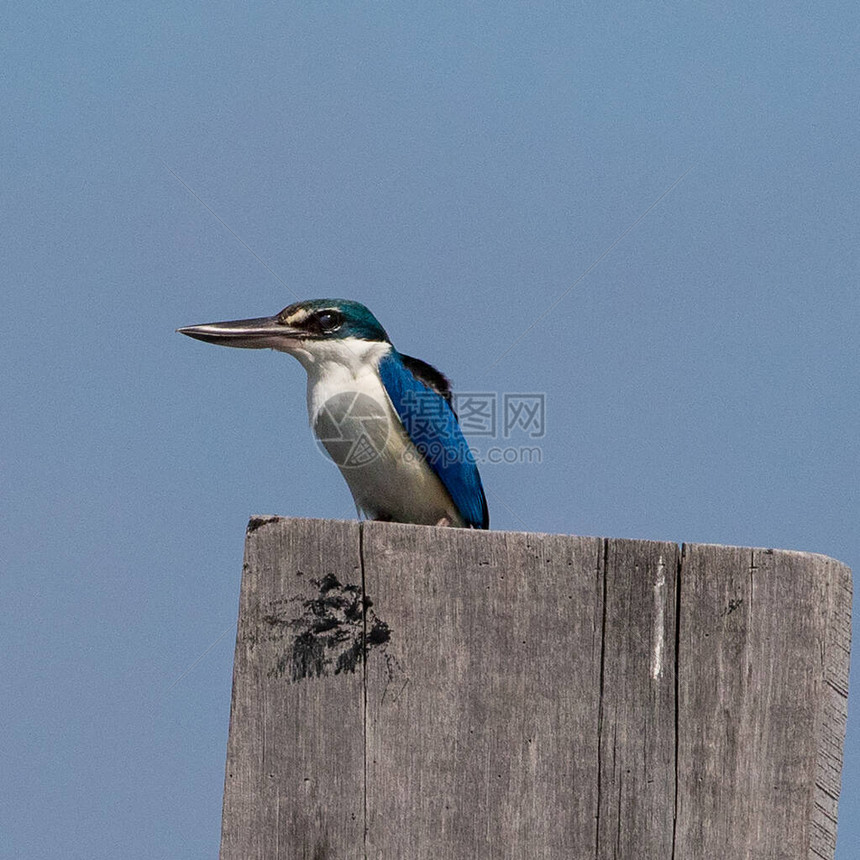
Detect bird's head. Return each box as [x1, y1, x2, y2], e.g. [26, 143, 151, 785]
[178, 299, 391, 365]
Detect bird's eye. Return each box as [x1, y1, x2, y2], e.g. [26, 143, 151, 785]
[315, 310, 342, 332]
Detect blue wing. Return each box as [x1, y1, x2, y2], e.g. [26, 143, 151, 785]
[378, 350, 489, 529]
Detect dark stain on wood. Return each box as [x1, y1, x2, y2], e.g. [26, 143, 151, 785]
[246, 514, 280, 533]
[265, 572, 391, 682]
[722, 597, 744, 616]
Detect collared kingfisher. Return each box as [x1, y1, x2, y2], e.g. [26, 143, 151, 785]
[178, 299, 489, 529]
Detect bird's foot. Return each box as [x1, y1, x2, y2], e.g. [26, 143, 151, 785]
[435, 516, 453, 527]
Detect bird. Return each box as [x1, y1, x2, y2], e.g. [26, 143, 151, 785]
[178, 299, 488, 529]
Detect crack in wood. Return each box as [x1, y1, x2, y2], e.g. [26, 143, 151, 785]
[360, 522, 369, 860]
[670, 544, 684, 860]
[594, 538, 609, 859]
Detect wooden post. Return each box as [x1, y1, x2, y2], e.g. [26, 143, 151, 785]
[220, 517, 851, 860]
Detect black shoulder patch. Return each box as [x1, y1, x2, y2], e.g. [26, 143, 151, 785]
[399, 353, 455, 412]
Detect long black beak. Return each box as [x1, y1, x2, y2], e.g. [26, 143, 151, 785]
[177, 315, 302, 349]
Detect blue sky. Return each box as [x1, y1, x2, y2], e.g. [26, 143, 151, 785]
[2, 3, 857, 856]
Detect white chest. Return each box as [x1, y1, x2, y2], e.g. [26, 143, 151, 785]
[295, 339, 463, 526]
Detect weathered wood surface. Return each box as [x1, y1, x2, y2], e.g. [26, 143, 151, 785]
[362, 526, 606, 857]
[674, 545, 853, 860]
[220, 518, 365, 859]
[220, 517, 852, 860]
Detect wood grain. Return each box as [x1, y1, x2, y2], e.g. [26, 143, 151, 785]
[596, 539, 678, 859]
[810, 557, 853, 860]
[219, 519, 851, 859]
[674, 545, 852, 860]
[220, 516, 365, 860]
[362, 523, 605, 859]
